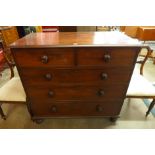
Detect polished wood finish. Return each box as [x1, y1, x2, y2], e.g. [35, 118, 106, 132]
[0, 26, 19, 47]
[77, 47, 138, 67]
[19, 68, 132, 86]
[11, 32, 142, 121]
[10, 32, 142, 48]
[0, 26, 19, 65]
[13, 48, 74, 67]
[31, 100, 123, 116]
[136, 26, 155, 41]
[26, 85, 126, 101]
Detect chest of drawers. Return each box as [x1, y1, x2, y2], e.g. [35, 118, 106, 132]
[10, 32, 142, 123]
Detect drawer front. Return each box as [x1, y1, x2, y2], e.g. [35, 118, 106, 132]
[77, 47, 138, 67]
[31, 100, 123, 116]
[19, 68, 132, 86]
[26, 85, 126, 101]
[12, 48, 74, 67]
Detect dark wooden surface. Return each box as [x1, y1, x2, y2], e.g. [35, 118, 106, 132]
[26, 84, 126, 101]
[12, 47, 138, 67]
[18, 68, 132, 86]
[31, 100, 123, 117]
[11, 32, 142, 120]
[13, 48, 74, 67]
[77, 47, 138, 67]
[10, 32, 142, 48]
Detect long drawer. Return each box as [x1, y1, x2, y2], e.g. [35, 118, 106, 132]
[12, 48, 74, 67]
[26, 85, 126, 101]
[19, 68, 133, 86]
[31, 100, 123, 117]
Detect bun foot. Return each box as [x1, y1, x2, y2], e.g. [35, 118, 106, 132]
[2, 115, 6, 120]
[33, 119, 44, 124]
[109, 117, 118, 122]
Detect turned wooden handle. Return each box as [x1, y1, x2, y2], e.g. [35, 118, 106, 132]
[41, 55, 49, 64]
[96, 105, 103, 112]
[48, 91, 54, 97]
[51, 105, 57, 112]
[45, 73, 52, 80]
[101, 73, 108, 80]
[104, 54, 111, 62]
[98, 90, 105, 96]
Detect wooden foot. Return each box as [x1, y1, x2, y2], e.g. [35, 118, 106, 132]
[146, 99, 155, 117]
[2, 115, 6, 120]
[109, 117, 118, 122]
[33, 119, 44, 124]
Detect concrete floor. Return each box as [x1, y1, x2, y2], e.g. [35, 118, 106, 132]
[0, 58, 155, 129]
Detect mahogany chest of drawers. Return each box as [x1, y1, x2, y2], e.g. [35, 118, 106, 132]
[10, 32, 142, 123]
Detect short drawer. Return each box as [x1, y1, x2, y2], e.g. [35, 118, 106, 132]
[31, 100, 123, 117]
[77, 47, 139, 67]
[26, 85, 126, 101]
[19, 68, 132, 86]
[12, 48, 74, 67]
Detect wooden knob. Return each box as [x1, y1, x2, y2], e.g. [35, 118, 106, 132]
[48, 91, 54, 97]
[41, 55, 49, 64]
[45, 73, 52, 80]
[101, 73, 108, 80]
[51, 105, 57, 112]
[98, 89, 105, 96]
[104, 54, 111, 62]
[96, 105, 103, 112]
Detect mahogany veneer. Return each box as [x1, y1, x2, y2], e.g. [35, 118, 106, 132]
[10, 32, 143, 122]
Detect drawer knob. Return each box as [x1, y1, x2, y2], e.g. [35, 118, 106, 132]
[101, 73, 108, 80]
[96, 105, 103, 112]
[48, 91, 54, 97]
[45, 73, 52, 80]
[98, 89, 105, 96]
[41, 55, 49, 64]
[104, 54, 111, 62]
[51, 105, 57, 112]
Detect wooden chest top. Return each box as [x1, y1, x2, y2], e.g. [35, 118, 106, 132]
[10, 31, 142, 48]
